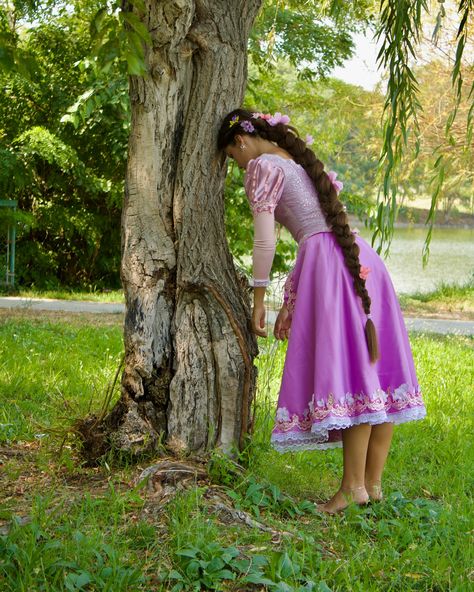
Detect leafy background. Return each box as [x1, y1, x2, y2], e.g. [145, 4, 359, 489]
[0, 0, 472, 288]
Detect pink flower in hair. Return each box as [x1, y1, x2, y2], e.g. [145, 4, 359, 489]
[305, 134, 314, 145]
[327, 170, 343, 195]
[359, 266, 371, 280]
[268, 112, 290, 126]
[252, 112, 272, 120]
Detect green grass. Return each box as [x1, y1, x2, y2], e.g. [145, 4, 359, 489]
[0, 315, 473, 591]
[1, 488, 149, 591]
[0, 287, 125, 303]
[399, 280, 474, 303]
[0, 318, 123, 443]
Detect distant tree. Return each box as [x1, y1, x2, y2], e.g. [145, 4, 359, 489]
[415, 60, 473, 220]
[374, 0, 473, 254]
[0, 0, 127, 287]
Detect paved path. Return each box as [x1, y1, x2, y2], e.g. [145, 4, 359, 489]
[0, 296, 473, 336]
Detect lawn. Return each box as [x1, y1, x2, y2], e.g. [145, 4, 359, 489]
[0, 312, 473, 591]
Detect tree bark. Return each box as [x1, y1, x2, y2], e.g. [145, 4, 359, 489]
[88, 0, 262, 461]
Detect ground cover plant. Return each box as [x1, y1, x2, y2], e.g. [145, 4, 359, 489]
[0, 311, 473, 591]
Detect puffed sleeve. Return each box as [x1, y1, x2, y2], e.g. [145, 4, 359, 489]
[244, 158, 286, 287]
[244, 157, 285, 214]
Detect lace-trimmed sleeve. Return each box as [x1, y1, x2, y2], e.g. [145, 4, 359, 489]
[244, 157, 285, 214]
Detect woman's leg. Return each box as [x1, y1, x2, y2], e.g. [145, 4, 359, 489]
[318, 423, 372, 513]
[364, 422, 394, 500]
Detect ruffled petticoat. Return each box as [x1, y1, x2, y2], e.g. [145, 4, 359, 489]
[270, 232, 426, 453]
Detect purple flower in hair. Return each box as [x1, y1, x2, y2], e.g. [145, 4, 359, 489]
[268, 112, 290, 126]
[305, 134, 314, 145]
[327, 170, 343, 195]
[241, 120, 255, 133]
[229, 115, 239, 128]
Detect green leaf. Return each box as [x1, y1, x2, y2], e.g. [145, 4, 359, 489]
[185, 559, 200, 577]
[100, 566, 113, 578]
[221, 547, 240, 562]
[215, 568, 236, 579]
[125, 51, 146, 76]
[278, 552, 295, 578]
[129, 0, 147, 13]
[176, 548, 198, 558]
[231, 558, 252, 572]
[274, 583, 293, 592]
[452, 34, 465, 86]
[206, 556, 225, 572]
[167, 569, 184, 581]
[75, 571, 93, 587]
[90, 7, 108, 34]
[121, 11, 151, 43]
[242, 574, 276, 585]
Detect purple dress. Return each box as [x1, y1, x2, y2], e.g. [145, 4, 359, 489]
[244, 154, 426, 453]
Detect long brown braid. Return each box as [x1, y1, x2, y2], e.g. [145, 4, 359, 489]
[218, 108, 380, 363]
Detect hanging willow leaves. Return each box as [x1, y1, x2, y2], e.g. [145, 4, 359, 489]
[375, 0, 474, 262]
[374, 0, 426, 255]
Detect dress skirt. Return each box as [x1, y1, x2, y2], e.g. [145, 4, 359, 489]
[270, 231, 426, 453]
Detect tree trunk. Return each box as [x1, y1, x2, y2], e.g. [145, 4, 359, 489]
[84, 0, 262, 461]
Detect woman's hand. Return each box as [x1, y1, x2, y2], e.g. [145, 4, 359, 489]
[252, 303, 267, 337]
[274, 304, 291, 340]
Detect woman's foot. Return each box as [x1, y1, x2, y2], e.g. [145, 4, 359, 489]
[366, 482, 383, 501]
[316, 486, 369, 514]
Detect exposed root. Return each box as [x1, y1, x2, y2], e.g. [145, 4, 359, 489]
[136, 458, 304, 541]
[206, 500, 295, 541]
[136, 459, 209, 500]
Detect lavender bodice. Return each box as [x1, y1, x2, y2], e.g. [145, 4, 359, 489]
[244, 153, 330, 244]
[241, 153, 333, 288]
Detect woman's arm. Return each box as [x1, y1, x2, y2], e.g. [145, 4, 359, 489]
[244, 158, 285, 336]
[250, 212, 276, 337]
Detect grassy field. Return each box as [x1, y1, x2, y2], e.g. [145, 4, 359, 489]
[0, 312, 473, 591]
[0, 288, 125, 303]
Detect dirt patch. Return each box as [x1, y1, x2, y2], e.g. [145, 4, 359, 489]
[0, 441, 135, 532]
[0, 308, 124, 327]
[401, 305, 474, 321]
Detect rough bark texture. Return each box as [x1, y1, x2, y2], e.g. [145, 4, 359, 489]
[89, 0, 262, 461]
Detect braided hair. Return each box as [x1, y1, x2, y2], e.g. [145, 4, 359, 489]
[217, 108, 380, 363]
